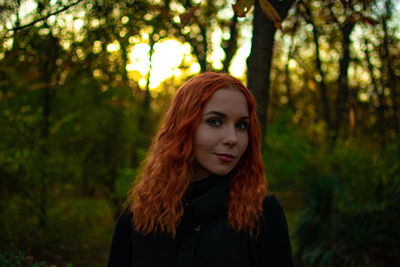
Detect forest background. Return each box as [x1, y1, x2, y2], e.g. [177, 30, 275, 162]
[0, 0, 399, 266]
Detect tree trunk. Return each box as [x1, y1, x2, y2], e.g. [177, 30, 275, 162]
[247, 0, 293, 140]
[222, 15, 239, 72]
[301, 0, 332, 130]
[144, 37, 155, 110]
[120, 40, 129, 85]
[38, 30, 58, 228]
[363, 33, 386, 148]
[333, 21, 354, 141]
[247, 0, 276, 140]
[382, 0, 399, 136]
[284, 19, 297, 113]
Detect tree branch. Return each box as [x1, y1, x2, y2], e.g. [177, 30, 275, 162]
[7, 0, 83, 33]
[328, 0, 340, 27]
[222, 14, 238, 72]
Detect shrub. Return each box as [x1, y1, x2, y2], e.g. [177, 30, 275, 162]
[263, 110, 315, 190]
[0, 250, 49, 267]
[295, 141, 400, 266]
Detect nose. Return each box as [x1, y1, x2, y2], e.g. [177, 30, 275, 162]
[222, 125, 238, 146]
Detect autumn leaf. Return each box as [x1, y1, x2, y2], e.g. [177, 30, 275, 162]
[349, 107, 356, 131]
[180, 5, 199, 27]
[259, 0, 282, 29]
[232, 0, 254, 18]
[308, 79, 317, 91]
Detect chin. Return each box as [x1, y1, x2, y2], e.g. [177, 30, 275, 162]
[211, 168, 234, 176]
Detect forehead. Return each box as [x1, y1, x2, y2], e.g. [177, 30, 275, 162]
[202, 88, 249, 116]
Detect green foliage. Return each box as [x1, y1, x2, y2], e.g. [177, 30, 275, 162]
[0, 0, 399, 265]
[0, 250, 49, 267]
[0, 3, 160, 262]
[263, 112, 400, 266]
[263, 109, 316, 190]
[1, 196, 113, 266]
[295, 140, 400, 266]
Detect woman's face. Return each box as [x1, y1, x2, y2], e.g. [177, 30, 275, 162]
[193, 88, 249, 180]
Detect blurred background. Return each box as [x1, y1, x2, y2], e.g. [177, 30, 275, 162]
[0, 0, 399, 266]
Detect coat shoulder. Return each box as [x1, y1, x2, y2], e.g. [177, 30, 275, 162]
[262, 194, 284, 217]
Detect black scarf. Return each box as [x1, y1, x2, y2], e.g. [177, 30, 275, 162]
[179, 174, 231, 230]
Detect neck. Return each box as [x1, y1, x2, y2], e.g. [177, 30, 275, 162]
[191, 162, 212, 181]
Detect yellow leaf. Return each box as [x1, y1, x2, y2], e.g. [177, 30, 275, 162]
[258, 0, 282, 28]
[308, 80, 317, 91]
[232, 0, 254, 18]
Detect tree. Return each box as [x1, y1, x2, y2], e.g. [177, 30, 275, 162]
[167, 0, 240, 72]
[298, 0, 332, 130]
[232, 0, 294, 139]
[380, 0, 400, 136]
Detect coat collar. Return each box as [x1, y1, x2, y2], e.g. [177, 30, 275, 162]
[181, 174, 231, 227]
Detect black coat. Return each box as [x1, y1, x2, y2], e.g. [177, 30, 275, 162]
[108, 175, 293, 267]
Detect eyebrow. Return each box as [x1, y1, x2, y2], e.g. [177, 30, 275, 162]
[203, 111, 249, 120]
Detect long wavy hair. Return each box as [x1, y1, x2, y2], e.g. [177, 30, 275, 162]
[128, 72, 267, 237]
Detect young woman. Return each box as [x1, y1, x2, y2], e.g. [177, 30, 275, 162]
[107, 72, 293, 266]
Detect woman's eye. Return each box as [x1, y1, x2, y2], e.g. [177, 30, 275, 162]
[236, 121, 249, 130]
[207, 118, 222, 127]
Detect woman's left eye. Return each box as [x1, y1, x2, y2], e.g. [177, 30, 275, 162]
[236, 121, 249, 130]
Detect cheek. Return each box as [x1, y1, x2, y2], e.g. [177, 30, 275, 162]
[239, 134, 249, 156]
[194, 126, 217, 148]
[194, 127, 210, 154]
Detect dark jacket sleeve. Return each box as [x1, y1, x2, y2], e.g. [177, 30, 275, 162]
[107, 207, 133, 267]
[257, 195, 293, 267]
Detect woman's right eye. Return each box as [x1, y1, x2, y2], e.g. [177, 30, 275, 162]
[206, 118, 222, 127]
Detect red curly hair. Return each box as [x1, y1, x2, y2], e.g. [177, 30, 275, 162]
[128, 72, 267, 237]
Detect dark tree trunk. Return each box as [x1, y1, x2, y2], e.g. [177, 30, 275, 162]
[333, 22, 354, 141]
[38, 31, 58, 228]
[120, 40, 129, 85]
[363, 34, 386, 148]
[300, 0, 331, 129]
[222, 15, 239, 72]
[103, 111, 124, 219]
[284, 17, 297, 113]
[198, 23, 209, 71]
[247, 0, 293, 140]
[106, 167, 122, 219]
[247, 0, 276, 140]
[144, 37, 155, 110]
[382, 0, 399, 136]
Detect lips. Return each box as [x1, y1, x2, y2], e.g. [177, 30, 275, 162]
[215, 153, 236, 163]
